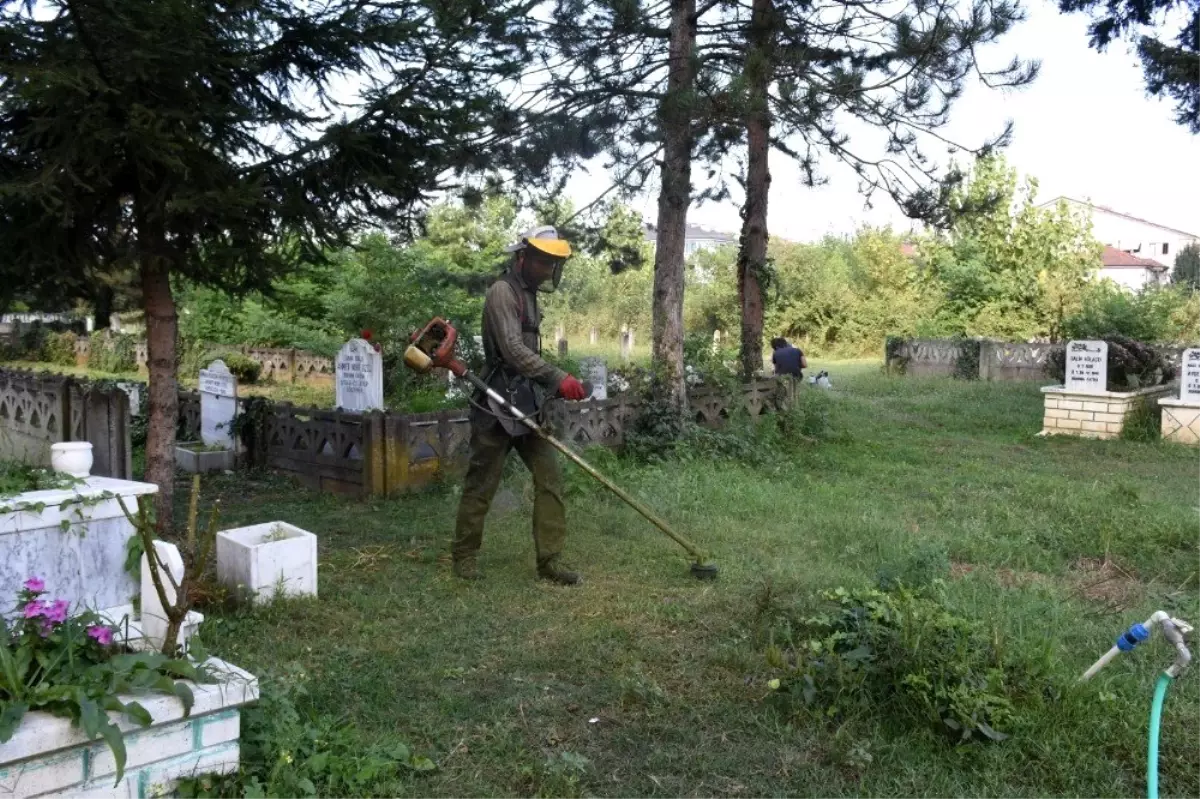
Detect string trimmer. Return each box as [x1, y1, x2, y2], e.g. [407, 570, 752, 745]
[404, 317, 718, 580]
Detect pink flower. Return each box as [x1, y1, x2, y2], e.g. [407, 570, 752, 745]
[23, 599, 45, 619]
[39, 620, 54, 638]
[87, 625, 113, 646]
[23, 577, 44, 593]
[45, 599, 69, 624]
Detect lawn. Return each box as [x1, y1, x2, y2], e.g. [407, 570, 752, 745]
[185, 362, 1196, 796]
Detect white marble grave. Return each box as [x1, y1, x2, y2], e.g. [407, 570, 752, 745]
[1065, 340, 1107, 394]
[1159, 348, 1200, 445]
[0, 477, 156, 618]
[581, 357, 608, 401]
[199, 360, 237, 449]
[335, 338, 384, 412]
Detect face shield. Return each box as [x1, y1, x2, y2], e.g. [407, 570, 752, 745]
[507, 225, 572, 294]
[522, 249, 567, 293]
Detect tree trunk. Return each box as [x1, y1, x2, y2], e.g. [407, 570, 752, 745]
[93, 283, 114, 331]
[651, 0, 697, 413]
[738, 0, 773, 380]
[140, 223, 178, 534]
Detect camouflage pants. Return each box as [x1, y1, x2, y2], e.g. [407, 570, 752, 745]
[452, 417, 566, 568]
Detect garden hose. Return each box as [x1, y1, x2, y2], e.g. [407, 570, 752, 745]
[1147, 672, 1170, 799]
[1079, 613, 1192, 799]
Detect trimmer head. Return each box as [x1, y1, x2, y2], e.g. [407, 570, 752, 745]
[690, 562, 719, 580]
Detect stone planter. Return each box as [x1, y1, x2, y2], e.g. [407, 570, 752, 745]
[1040, 384, 1176, 439]
[1159, 398, 1200, 445]
[174, 443, 234, 474]
[216, 522, 318, 603]
[0, 477, 158, 616]
[0, 657, 258, 798]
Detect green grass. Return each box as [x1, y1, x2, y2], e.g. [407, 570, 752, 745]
[177, 363, 1199, 796]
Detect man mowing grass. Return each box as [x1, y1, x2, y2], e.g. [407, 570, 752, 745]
[451, 225, 588, 586]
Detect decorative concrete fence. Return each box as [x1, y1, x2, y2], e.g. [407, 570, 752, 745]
[886, 337, 1192, 383]
[885, 337, 1054, 380]
[0, 370, 132, 480]
[225, 378, 793, 497]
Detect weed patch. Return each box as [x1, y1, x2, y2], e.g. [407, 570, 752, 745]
[764, 584, 1056, 744]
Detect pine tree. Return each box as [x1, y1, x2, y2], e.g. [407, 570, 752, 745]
[0, 0, 543, 529]
[1059, 0, 1198, 133]
[719, 0, 1037, 376]
[1174, 242, 1200, 290]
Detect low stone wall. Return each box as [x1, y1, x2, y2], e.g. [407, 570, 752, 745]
[0, 658, 258, 799]
[1040, 384, 1176, 439]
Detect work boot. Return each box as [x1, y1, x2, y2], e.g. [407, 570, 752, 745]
[537, 561, 582, 586]
[452, 557, 483, 581]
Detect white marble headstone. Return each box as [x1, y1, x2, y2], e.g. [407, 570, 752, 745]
[1065, 340, 1107, 394]
[199, 360, 237, 449]
[581, 357, 608, 401]
[1181, 348, 1200, 404]
[335, 338, 384, 412]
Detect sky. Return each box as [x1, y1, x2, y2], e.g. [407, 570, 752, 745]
[560, 0, 1200, 243]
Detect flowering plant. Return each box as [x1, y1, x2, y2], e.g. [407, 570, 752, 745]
[0, 578, 208, 784]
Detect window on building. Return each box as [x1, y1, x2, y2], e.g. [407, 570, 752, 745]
[1163, 243, 1169, 255]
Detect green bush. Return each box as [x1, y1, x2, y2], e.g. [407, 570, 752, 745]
[1063, 283, 1197, 343]
[765, 584, 1052, 744]
[42, 331, 78, 366]
[175, 665, 434, 798]
[87, 333, 138, 374]
[212, 352, 262, 384]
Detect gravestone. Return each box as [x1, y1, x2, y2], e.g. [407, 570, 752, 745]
[712, 330, 722, 354]
[589, 327, 598, 345]
[619, 332, 631, 362]
[558, 339, 569, 358]
[1065, 340, 1107, 394]
[1182, 348, 1200, 403]
[335, 338, 384, 411]
[199, 360, 237, 449]
[581, 357, 608, 401]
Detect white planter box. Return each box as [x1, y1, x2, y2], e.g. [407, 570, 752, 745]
[174, 444, 234, 474]
[1040, 384, 1176, 440]
[0, 477, 157, 617]
[216, 522, 317, 603]
[0, 657, 258, 798]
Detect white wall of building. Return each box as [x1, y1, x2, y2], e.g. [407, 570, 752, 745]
[1099, 267, 1162, 292]
[1055, 199, 1199, 270]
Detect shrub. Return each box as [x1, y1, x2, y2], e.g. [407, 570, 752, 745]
[212, 352, 262, 384]
[1063, 283, 1197, 343]
[42, 331, 78, 366]
[175, 666, 434, 798]
[764, 584, 1051, 744]
[1045, 334, 1177, 390]
[87, 333, 138, 374]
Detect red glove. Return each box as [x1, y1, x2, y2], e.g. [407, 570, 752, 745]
[558, 374, 587, 401]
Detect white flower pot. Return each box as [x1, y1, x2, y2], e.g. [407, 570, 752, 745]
[50, 441, 93, 477]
